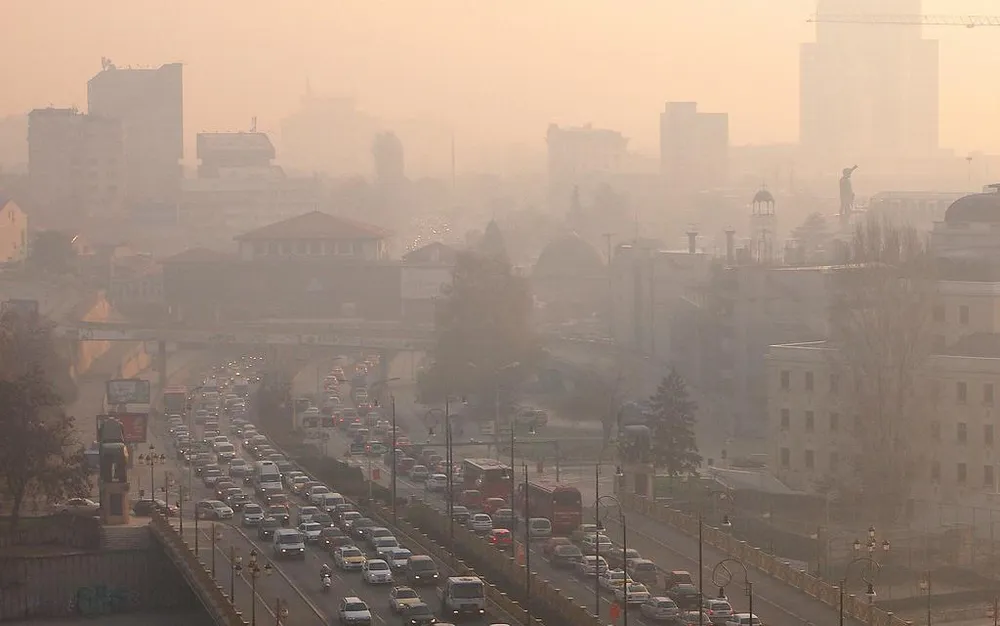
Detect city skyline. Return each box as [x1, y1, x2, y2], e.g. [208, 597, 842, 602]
[2, 0, 1000, 164]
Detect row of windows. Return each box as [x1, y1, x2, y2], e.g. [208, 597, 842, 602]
[933, 304, 970, 325]
[778, 448, 999, 487]
[251, 240, 367, 257]
[779, 371, 997, 405]
[779, 409, 998, 445]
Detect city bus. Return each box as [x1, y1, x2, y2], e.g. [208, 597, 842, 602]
[462, 459, 513, 501]
[163, 386, 187, 416]
[516, 480, 583, 535]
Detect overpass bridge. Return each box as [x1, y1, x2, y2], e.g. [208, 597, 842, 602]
[56, 318, 625, 392]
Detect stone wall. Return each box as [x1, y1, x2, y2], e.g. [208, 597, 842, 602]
[0, 541, 200, 621]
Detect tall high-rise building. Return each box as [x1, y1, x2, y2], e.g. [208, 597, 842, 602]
[27, 108, 125, 225]
[659, 102, 729, 192]
[800, 0, 938, 161]
[87, 61, 183, 210]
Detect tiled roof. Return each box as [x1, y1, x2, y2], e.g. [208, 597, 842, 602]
[234, 211, 390, 242]
[162, 247, 236, 264]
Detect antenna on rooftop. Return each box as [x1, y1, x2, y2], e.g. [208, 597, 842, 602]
[250, 117, 257, 133]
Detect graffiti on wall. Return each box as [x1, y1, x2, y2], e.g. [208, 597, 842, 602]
[72, 584, 138, 616]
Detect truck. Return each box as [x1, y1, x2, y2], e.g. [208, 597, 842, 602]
[439, 575, 486, 618]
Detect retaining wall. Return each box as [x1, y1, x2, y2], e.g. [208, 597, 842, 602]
[0, 536, 199, 621]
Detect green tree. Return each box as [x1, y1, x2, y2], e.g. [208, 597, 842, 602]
[646, 369, 702, 478]
[418, 250, 540, 404]
[0, 309, 89, 530]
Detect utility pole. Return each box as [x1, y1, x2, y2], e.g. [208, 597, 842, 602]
[603, 232, 614, 338]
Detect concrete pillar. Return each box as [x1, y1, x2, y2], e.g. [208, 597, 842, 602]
[687, 231, 698, 254]
[157, 340, 168, 394]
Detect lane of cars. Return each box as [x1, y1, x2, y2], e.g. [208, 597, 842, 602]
[164, 356, 502, 626]
[297, 372, 759, 626]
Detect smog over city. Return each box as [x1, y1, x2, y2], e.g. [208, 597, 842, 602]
[3, 1, 1000, 626]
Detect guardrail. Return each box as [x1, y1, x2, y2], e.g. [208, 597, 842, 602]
[406, 500, 604, 626]
[148, 512, 248, 626]
[620, 493, 913, 626]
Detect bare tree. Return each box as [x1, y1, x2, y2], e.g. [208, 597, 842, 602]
[828, 215, 936, 523]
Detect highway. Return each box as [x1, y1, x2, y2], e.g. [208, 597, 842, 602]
[157, 354, 508, 626]
[288, 359, 855, 626]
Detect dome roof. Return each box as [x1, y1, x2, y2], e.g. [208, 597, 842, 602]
[534, 232, 605, 278]
[752, 189, 775, 204]
[944, 191, 1000, 223]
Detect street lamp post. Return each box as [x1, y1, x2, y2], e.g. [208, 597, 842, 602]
[523, 463, 533, 625]
[137, 446, 166, 500]
[211, 523, 223, 578]
[194, 507, 200, 554]
[839, 557, 882, 626]
[247, 549, 274, 626]
[231, 548, 243, 603]
[370, 377, 400, 519]
[919, 573, 931, 626]
[274, 598, 289, 626]
[712, 559, 754, 623]
[596, 486, 626, 625]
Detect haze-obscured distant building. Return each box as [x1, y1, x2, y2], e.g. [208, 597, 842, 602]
[659, 102, 729, 192]
[373, 132, 405, 187]
[181, 132, 322, 241]
[800, 0, 938, 162]
[27, 107, 125, 225]
[87, 61, 183, 213]
[280, 94, 379, 176]
[0, 195, 28, 264]
[547, 124, 628, 212]
[867, 190, 965, 231]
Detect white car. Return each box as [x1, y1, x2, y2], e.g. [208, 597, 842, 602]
[581, 533, 614, 555]
[725, 614, 762, 626]
[641, 597, 681, 621]
[615, 582, 651, 605]
[385, 548, 412, 571]
[57, 498, 100, 516]
[298, 522, 323, 543]
[425, 474, 448, 491]
[338, 597, 372, 625]
[371, 536, 400, 555]
[307, 485, 332, 505]
[298, 506, 321, 523]
[242, 503, 265, 526]
[599, 569, 632, 593]
[362, 559, 393, 584]
[468, 513, 493, 533]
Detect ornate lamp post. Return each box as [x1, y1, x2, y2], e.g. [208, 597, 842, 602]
[247, 549, 273, 626]
[137, 445, 167, 498]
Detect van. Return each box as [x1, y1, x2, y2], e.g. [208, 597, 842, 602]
[320, 493, 345, 511]
[528, 517, 552, 539]
[407, 555, 440, 586]
[459, 490, 483, 510]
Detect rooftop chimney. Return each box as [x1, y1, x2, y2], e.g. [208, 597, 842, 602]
[725, 229, 736, 265]
[686, 231, 698, 255]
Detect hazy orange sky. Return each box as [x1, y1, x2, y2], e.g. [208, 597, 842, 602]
[3, 0, 1000, 158]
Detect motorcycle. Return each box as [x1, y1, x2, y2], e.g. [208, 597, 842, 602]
[321, 573, 332, 593]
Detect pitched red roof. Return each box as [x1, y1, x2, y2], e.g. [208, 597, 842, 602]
[162, 247, 236, 264]
[234, 211, 390, 241]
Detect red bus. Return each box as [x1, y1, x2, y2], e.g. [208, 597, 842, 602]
[516, 480, 583, 535]
[462, 459, 513, 501]
[163, 386, 187, 416]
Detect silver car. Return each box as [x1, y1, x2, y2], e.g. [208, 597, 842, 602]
[641, 597, 680, 622]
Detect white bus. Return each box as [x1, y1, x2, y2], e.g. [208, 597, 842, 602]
[253, 460, 282, 493]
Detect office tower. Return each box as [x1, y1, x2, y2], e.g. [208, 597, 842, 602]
[87, 61, 183, 210]
[659, 102, 729, 192]
[800, 0, 938, 161]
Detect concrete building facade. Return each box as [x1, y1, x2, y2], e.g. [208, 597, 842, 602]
[547, 124, 628, 212]
[87, 62, 183, 212]
[659, 102, 729, 192]
[27, 108, 125, 224]
[0, 196, 28, 263]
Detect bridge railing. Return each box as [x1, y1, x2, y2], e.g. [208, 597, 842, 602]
[149, 513, 247, 626]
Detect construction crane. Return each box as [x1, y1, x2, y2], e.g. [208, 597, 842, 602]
[808, 14, 1000, 27]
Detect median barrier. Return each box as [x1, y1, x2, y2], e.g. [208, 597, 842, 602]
[407, 501, 602, 626]
[619, 493, 913, 626]
[149, 513, 248, 626]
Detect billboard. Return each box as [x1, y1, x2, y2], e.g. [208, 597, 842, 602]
[106, 379, 151, 405]
[2, 299, 39, 316]
[401, 267, 451, 300]
[96, 413, 149, 444]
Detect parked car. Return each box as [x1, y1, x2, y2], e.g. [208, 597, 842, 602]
[56, 498, 99, 516]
